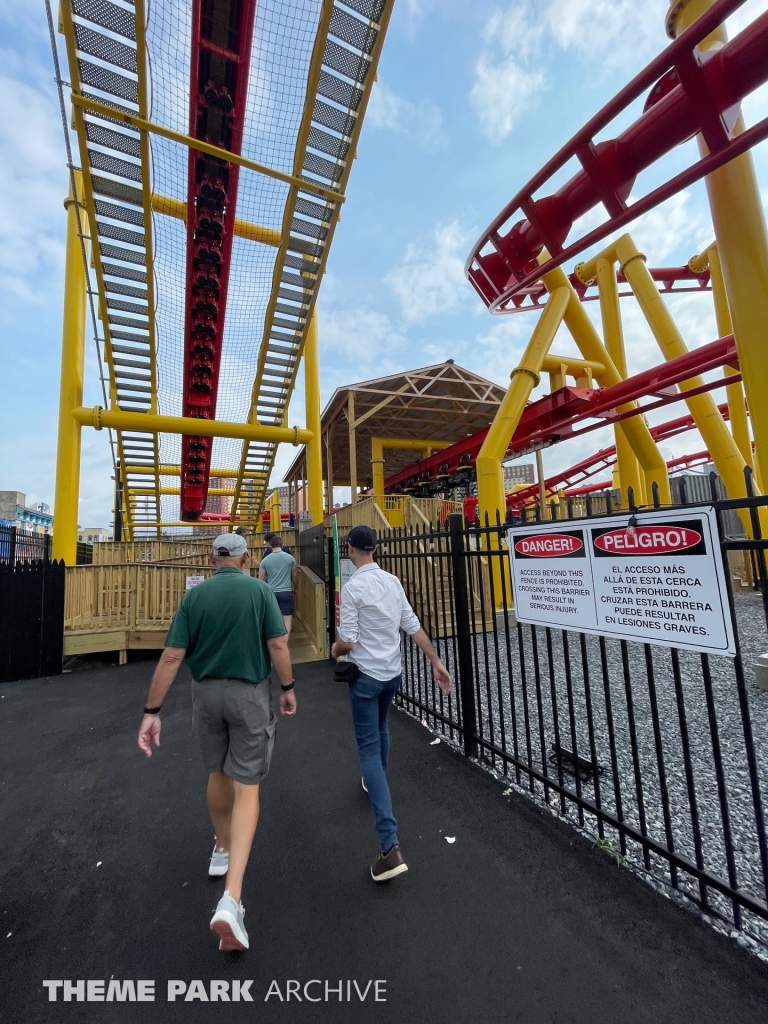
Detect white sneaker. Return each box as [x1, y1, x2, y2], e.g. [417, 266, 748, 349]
[209, 845, 229, 877]
[210, 891, 249, 951]
[361, 776, 368, 793]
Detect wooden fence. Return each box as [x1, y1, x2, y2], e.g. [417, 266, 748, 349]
[91, 530, 298, 566]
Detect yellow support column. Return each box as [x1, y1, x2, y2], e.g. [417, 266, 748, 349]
[304, 312, 324, 526]
[370, 437, 452, 498]
[617, 236, 750, 501]
[668, 0, 768, 489]
[596, 256, 644, 506]
[52, 172, 87, 564]
[707, 246, 756, 481]
[269, 489, 281, 532]
[476, 287, 570, 527]
[543, 263, 671, 503]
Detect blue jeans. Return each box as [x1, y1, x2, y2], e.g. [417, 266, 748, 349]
[348, 670, 402, 853]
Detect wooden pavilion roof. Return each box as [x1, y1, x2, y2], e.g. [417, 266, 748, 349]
[284, 360, 506, 488]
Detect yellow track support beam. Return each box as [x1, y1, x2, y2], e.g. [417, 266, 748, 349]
[706, 246, 757, 483]
[596, 256, 645, 506]
[477, 287, 571, 528]
[371, 437, 452, 497]
[69, 94, 345, 205]
[52, 172, 87, 565]
[543, 263, 672, 504]
[541, 354, 605, 391]
[268, 489, 282, 532]
[614, 235, 750, 503]
[125, 465, 267, 479]
[304, 312, 324, 526]
[72, 407, 312, 446]
[668, 0, 768, 490]
[150, 194, 281, 248]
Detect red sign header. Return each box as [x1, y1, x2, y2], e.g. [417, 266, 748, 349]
[514, 534, 583, 557]
[593, 526, 702, 554]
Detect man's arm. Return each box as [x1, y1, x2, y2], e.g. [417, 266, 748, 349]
[267, 635, 297, 717]
[331, 582, 358, 658]
[137, 646, 186, 757]
[410, 628, 451, 694]
[258, 566, 267, 581]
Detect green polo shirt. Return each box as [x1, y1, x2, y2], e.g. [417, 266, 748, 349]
[164, 567, 287, 683]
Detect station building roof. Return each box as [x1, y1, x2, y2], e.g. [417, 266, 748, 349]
[283, 360, 506, 490]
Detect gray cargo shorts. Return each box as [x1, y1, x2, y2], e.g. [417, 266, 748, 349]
[191, 677, 276, 785]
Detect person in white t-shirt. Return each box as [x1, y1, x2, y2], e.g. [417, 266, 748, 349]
[331, 525, 451, 883]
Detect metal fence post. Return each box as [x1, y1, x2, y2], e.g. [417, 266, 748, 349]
[448, 513, 477, 758]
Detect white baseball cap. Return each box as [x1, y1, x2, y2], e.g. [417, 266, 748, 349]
[212, 533, 248, 557]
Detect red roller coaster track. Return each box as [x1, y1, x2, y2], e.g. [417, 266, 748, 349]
[180, 0, 259, 521]
[383, 338, 737, 495]
[465, 0, 768, 312]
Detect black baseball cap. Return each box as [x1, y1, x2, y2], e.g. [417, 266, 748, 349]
[347, 525, 377, 551]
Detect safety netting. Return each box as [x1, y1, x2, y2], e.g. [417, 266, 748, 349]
[146, 0, 323, 522]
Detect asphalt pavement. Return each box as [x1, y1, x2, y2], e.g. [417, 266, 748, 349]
[1, 658, 768, 1023]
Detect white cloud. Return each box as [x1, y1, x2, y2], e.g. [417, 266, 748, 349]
[470, 0, 665, 141]
[0, 52, 68, 304]
[367, 82, 443, 147]
[384, 221, 473, 322]
[320, 306, 406, 361]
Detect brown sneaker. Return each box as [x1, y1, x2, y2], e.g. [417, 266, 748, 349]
[371, 844, 408, 882]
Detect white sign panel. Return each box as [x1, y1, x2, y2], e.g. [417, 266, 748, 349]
[339, 558, 355, 589]
[185, 574, 205, 590]
[508, 508, 736, 656]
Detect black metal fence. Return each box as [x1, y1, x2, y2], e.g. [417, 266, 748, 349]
[0, 561, 65, 683]
[353, 485, 768, 952]
[0, 525, 51, 564]
[299, 522, 326, 582]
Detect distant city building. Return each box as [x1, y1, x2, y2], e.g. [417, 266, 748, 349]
[0, 492, 54, 534]
[203, 477, 236, 516]
[78, 528, 110, 544]
[266, 485, 290, 506]
[503, 464, 535, 489]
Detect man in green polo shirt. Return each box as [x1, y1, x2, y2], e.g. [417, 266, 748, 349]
[137, 533, 295, 953]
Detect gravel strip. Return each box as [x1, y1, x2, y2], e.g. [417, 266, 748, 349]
[397, 588, 768, 958]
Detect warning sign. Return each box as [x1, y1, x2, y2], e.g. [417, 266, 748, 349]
[508, 508, 736, 656]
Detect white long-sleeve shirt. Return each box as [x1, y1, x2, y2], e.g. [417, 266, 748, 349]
[337, 562, 421, 681]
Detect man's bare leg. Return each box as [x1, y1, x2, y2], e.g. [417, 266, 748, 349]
[282, 614, 293, 639]
[207, 771, 234, 851]
[224, 781, 260, 902]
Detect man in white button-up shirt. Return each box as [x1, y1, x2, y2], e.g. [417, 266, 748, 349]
[332, 525, 451, 882]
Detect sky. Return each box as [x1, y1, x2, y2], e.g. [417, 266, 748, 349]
[2, 0, 768, 529]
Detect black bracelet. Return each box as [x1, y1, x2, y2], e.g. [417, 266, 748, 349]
[280, 681, 295, 692]
[143, 705, 162, 715]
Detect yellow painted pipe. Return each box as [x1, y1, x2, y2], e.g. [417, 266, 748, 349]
[542, 262, 671, 503]
[269, 488, 282, 532]
[72, 406, 312, 445]
[124, 465, 267, 479]
[371, 437, 452, 497]
[476, 287, 571, 528]
[540, 356, 606, 380]
[596, 255, 645, 506]
[708, 245, 757, 484]
[616, 234, 751, 502]
[151, 193, 281, 248]
[70, 93, 344, 205]
[53, 171, 87, 565]
[669, 0, 768, 499]
[304, 312, 324, 526]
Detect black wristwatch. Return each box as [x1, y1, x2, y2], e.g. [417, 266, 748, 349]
[143, 705, 162, 715]
[280, 681, 295, 692]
